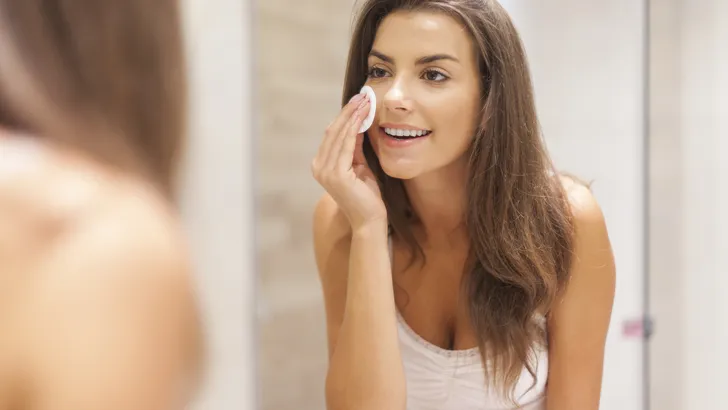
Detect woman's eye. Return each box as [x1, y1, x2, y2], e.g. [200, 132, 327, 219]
[423, 70, 448, 82]
[367, 67, 389, 78]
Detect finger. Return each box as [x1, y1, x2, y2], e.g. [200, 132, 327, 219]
[324, 106, 362, 173]
[338, 103, 369, 171]
[316, 93, 366, 165]
[326, 98, 368, 170]
[329, 93, 365, 140]
[352, 133, 366, 166]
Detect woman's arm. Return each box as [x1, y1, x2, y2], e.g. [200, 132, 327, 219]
[313, 194, 406, 410]
[545, 185, 616, 410]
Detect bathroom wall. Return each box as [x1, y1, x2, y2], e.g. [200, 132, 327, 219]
[648, 0, 684, 408]
[668, 0, 728, 408]
[256, 0, 356, 409]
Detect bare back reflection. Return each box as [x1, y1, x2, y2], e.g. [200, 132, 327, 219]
[0, 1, 202, 409]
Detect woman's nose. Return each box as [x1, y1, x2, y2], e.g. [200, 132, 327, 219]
[382, 79, 412, 113]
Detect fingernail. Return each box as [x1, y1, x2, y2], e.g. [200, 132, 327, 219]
[349, 93, 365, 103]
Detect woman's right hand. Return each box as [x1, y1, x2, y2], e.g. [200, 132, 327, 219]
[311, 92, 387, 231]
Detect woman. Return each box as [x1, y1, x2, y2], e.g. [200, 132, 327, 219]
[0, 1, 201, 409]
[311, 1, 615, 409]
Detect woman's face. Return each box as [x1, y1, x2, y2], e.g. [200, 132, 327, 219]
[365, 10, 482, 180]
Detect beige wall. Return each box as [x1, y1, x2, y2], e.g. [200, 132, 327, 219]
[256, 1, 356, 409]
[648, 0, 683, 409]
[649, 0, 728, 409]
[674, 0, 728, 408]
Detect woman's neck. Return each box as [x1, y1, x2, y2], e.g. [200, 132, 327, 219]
[403, 159, 469, 241]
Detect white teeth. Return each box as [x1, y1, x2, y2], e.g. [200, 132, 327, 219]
[384, 127, 429, 137]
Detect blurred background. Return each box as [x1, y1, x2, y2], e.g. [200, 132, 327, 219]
[254, 1, 728, 410]
[177, 0, 252, 409]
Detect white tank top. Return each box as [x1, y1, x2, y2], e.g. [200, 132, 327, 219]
[389, 237, 549, 410]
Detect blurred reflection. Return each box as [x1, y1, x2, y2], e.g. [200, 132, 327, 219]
[0, 1, 202, 409]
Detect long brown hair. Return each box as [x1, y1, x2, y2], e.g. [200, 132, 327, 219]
[0, 0, 186, 198]
[342, 0, 576, 401]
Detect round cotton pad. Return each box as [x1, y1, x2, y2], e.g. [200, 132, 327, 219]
[358, 85, 376, 133]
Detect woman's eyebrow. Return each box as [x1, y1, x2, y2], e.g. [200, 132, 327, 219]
[369, 49, 460, 65]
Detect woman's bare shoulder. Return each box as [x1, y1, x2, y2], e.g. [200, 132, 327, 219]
[556, 173, 602, 217]
[0, 138, 188, 272]
[19, 204, 200, 409]
[0, 136, 196, 320]
[0, 140, 201, 409]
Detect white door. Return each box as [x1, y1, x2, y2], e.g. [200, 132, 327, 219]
[500, 1, 646, 409]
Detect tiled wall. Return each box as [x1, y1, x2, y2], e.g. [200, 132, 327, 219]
[256, 1, 356, 409]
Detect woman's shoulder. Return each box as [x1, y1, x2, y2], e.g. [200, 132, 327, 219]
[0, 137, 200, 407]
[7, 195, 200, 410]
[0, 135, 194, 311]
[556, 172, 604, 223]
[0, 135, 186, 263]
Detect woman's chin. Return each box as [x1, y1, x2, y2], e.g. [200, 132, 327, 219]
[379, 161, 421, 180]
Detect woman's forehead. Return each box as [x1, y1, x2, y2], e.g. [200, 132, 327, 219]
[371, 10, 475, 64]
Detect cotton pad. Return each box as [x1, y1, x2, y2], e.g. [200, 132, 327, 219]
[358, 85, 376, 133]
